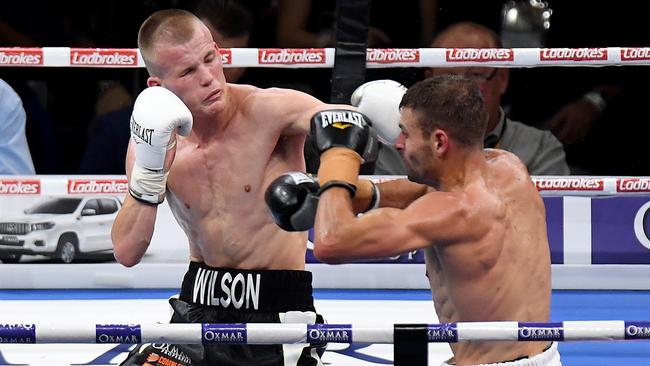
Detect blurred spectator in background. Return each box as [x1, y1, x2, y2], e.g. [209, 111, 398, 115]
[276, 0, 438, 48]
[195, 0, 254, 83]
[77, 107, 132, 174]
[274, 0, 439, 93]
[504, 2, 649, 174]
[78, 0, 255, 174]
[0, 79, 35, 175]
[4, 1, 649, 175]
[428, 22, 570, 175]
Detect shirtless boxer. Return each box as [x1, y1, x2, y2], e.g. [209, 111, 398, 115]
[110, 9, 370, 366]
[267, 75, 560, 365]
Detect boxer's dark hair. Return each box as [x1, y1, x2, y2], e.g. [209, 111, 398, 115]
[399, 75, 487, 147]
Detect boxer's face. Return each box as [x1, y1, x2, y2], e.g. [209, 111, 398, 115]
[395, 108, 437, 186]
[148, 22, 228, 118]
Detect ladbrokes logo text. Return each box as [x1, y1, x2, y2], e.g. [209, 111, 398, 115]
[621, 48, 650, 61]
[0, 49, 43, 65]
[540, 48, 607, 61]
[258, 49, 325, 64]
[68, 180, 128, 194]
[617, 178, 650, 193]
[446, 48, 513, 62]
[367, 49, 419, 63]
[0, 180, 41, 195]
[535, 178, 604, 191]
[70, 49, 137, 66]
[220, 49, 232, 65]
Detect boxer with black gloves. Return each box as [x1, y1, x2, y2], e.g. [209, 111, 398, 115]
[265, 109, 379, 232]
[310, 76, 559, 366]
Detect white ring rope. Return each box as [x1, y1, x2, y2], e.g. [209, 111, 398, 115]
[1, 176, 649, 197]
[2, 47, 650, 68]
[0, 321, 648, 344]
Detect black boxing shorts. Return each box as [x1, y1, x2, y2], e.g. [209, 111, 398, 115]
[119, 262, 325, 366]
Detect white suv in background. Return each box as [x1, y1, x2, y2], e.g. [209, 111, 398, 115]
[0, 196, 121, 263]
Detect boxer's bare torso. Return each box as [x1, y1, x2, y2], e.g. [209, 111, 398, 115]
[165, 84, 321, 269]
[315, 149, 552, 365]
[424, 149, 551, 364]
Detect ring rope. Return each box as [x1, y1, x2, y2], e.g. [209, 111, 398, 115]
[1, 176, 649, 197]
[1, 321, 648, 344]
[2, 47, 650, 68]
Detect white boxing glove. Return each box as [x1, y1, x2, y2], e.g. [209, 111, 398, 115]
[351, 79, 406, 145]
[129, 86, 193, 204]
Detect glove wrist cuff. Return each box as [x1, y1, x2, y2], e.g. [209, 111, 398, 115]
[319, 180, 357, 198]
[366, 181, 381, 212]
[129, 189, 164, 206]
[129, 162, 168, 205]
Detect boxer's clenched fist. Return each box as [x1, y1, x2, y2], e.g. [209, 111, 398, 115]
[265, 172, 320, 231]
[129, 86, 193, 204]
[351, 79, 406, 145]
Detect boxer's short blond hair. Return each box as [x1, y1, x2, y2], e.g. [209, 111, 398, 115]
[138, 9, 202, 76]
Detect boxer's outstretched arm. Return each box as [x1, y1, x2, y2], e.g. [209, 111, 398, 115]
[314, 189, 484, 263]
[353, 178, 429, 213]
[253, 87, 355, 136]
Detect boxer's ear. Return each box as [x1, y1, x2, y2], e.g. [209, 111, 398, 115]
[147, 76, 161, 87]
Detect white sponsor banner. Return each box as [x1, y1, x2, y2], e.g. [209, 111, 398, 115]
[2, 175, 650, 290]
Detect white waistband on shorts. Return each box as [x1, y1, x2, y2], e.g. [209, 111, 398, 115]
[441, 342, 561, 366]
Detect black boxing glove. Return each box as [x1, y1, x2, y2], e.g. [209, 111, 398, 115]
[310, 109, 379, 164]
[265, 172, 320, 232]
[311, 109, 380, 191]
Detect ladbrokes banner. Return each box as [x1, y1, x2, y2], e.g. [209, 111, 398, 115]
[1, 176, 650, 265]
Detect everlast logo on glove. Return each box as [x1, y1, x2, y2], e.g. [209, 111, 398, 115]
[130, 116, 154, 145]
[319, 110, 366, 129]
[311, 109, 379, 164]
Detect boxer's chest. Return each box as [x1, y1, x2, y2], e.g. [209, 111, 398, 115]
[167, 127, 280, 213]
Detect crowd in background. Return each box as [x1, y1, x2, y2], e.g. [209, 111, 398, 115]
[1, 0, 648, 176]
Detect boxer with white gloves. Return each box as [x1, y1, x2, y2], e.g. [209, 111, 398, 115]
[113, 9, 355, 366]
[128, 86, 193, 205]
